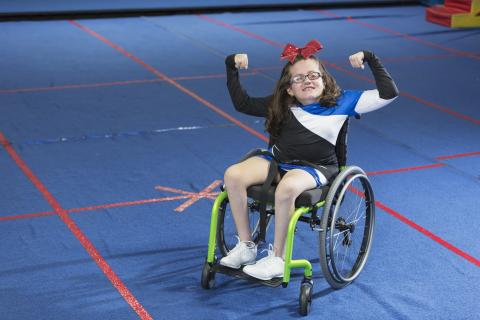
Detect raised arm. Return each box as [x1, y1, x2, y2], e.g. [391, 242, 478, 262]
[226, 54, 272, 117]
[350, 51, 399, 114]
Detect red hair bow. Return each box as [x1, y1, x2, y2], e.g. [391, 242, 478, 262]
[280, 39, 323, 63]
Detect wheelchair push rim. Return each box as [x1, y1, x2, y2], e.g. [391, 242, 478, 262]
[319, 166, 375, 288]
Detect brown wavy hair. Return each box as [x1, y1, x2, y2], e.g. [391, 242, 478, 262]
[266, 55, 341, 138]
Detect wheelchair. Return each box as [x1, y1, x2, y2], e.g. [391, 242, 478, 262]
[201, 121, 375, 316]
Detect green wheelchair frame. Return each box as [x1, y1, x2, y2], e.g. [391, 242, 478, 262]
[201, 165, 375, 316]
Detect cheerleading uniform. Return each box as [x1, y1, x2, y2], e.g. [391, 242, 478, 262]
[225, 51, 399, 186]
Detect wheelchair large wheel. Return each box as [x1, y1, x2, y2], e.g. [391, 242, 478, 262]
[216, 196, 272, 257]
[319, 166, 375, 289]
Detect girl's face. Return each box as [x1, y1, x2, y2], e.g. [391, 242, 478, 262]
[286, 59, 324, 106]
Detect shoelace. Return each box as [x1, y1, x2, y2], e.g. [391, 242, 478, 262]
[258, 244, 276, 262]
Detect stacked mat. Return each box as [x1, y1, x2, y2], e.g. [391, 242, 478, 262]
[426, 0, 480, 27]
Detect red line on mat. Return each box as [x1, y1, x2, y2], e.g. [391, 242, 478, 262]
[350, 186, 480, 267]
[174, 180, 222, 212]
[0, 71, 264, 95]
[375, 200, 480, 267]
[68, 20, 268, 144]
[155, 185, 197, 195]
[436, 151, 480, 160]
[67, 195, 192, 213]
[401, 92, 480, 125]
[0, 210, 57, 221]
[0, 132, 153, 320]
[174, 70, 261, 80]
[381, 53, 456, 63]
[314, 9, 480, 61]
[366, 163, 446, 176]
[0, 79, 161, 94]
[196, 14, 282, 47]
[0, 196, 193, 222]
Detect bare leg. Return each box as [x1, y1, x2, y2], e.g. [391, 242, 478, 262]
[223, 156, 275, 242]
[273, 169, 317, 257]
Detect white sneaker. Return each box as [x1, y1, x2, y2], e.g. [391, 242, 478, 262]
[219, 238, 257, 269]
[243, 244, 284, 280]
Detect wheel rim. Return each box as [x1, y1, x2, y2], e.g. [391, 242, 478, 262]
[327, 173, 375, 283]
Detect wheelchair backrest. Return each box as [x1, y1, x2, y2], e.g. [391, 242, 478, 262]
[335, 118, 351, 168]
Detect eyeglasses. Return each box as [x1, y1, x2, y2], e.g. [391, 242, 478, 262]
[290, 71, 322, 84]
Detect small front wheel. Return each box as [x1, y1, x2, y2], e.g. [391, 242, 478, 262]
[201, 260, 216, 289]
[298, 279, 313, 316]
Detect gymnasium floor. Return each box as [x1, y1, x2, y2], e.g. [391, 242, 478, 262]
[1, 4, 479, 320]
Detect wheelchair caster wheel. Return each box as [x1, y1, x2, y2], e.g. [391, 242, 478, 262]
[299, 280, 313, 316]
[201, 261, 216, 289]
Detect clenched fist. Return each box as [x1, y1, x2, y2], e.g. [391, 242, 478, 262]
[349, 51, 365, 69]
[234, 54, 249, 70]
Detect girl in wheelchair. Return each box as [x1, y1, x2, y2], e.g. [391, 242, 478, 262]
[219, 39, 399, 281]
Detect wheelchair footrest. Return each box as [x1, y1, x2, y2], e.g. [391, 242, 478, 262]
[213, 264, 284, 288]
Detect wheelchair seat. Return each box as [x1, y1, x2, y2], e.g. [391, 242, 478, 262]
[246, 184, 330, 208]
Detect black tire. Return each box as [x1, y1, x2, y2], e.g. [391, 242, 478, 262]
[216, 196, 272, 257]
[298, 280, 313, 316]
[201, 260, 216, 289]
[319, 166, 375, 289]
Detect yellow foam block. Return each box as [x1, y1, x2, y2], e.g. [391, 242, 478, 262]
[451, 0, 480, 28]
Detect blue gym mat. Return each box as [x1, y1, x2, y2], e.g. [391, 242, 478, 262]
[1, 4, 479, 320]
